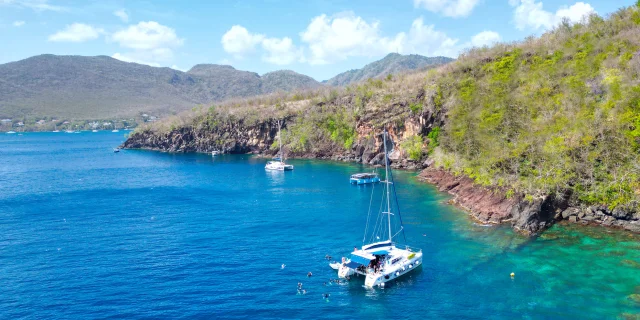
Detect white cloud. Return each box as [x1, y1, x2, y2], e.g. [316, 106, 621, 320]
[113, 9, 129, 23]
[470, 30, 501, 47]
[261, 37, 304, 65]
[221, 25, 264, 57]
[220, 12, 496, 66]
[0, 0, 65, 12]
[48, 23, 103, 42]
[510, 0, 596, 31]
[12, 20, 25, 27]
[170, 65, 186, 71]
[400, 17, 460, 57]
[111, 21, 184, 67]
[413, 0, 480, 18]
[112, 21, 183, 50]
[111, 53, 160, 67]
[299, 13, 459, 64]
[300, 12, 403, 64]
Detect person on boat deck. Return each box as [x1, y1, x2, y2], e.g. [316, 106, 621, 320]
[354, 246, 358, 252]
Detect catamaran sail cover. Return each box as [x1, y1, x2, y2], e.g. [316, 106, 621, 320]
[350, 251, 375, 265]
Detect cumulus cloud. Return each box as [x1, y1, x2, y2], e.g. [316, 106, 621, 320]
[413, 0, 480, 18]
[220, 12, 499, 66]
[299, 12, 402, 64]
[48, 23, 103, 42]
[470, 30, 501, 47]
[510, 0, 596, 31]
[113, 9, 129, 23]
[261, 37, 304, 65]
[13, 20, 25, 27]
[221, 25, 265, 57]
[111, 53, 161, 67]
[221, 25, 303, 64]
[170, 65, 186, 71]
[112, 21, 183, 50]
[400, 17, 460, 57]
[111, 21, 184, 67]
[299, 13, 459, 64]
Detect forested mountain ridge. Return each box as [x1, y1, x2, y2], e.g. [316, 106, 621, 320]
[0, 55, 321, 120]
[325, 53, 453, 86]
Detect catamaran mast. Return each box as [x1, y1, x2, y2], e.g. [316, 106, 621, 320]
[383, 130, 392, 242]
[278, 120, 282, 161]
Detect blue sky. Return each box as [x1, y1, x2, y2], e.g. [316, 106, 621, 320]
[0, 0, 633, 81]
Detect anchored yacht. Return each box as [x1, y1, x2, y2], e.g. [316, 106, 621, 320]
[335, 130, 422, 288]
[265, 121, 293, 171]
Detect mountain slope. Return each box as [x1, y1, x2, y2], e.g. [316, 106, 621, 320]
[0, 55, 321, 119]
[325, 53, 453, 86]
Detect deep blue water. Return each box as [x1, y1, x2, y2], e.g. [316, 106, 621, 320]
[0, 132, 638, 319]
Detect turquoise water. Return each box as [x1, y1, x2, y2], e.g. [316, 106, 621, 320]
[0, 132, 638, 319]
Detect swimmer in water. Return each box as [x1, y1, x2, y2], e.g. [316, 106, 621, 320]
[302, 290, 307, 295]
[281, 264, 286, 269]
[307, 272, 312, 277]
[323, 293, 330, 299]
[298, 282, 302, 288]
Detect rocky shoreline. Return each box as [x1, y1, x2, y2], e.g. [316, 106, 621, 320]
[123, 123, 640, 236]
[419, 169, 640, 235]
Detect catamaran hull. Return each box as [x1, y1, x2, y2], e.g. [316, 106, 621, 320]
[350, 177, 381, 184]
[364, 255, 422, 288]
[338, 265, 356, 278]
[265, 164, 294, 171]
[364, 254, 422, 287]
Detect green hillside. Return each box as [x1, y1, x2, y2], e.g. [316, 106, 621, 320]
[134, 3, 640, 211]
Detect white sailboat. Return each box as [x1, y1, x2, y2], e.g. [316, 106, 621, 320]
[335, 130, 422, 288]
[265, 121, 293, 171]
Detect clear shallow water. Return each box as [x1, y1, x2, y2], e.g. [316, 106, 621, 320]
[0, 132, 638, 319]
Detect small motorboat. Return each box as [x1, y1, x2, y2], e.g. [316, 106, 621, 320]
[113, 148, 121, 153]
[350, 172, 381, 185]
[211, 150, 221, 156]
[6, 131, 16, 134]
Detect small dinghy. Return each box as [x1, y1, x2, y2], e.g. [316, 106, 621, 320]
[350, 172, 380, 185]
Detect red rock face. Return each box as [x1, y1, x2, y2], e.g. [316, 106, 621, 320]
[418, 169, 518, 225]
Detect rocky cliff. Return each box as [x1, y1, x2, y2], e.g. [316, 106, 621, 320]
[122, 99, 640, 235]
[419, 169, 640, 235]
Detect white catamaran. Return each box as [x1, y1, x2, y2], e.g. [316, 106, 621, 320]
[265, 121, 293, 171]
[335, 130, 422, 288]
